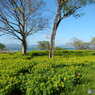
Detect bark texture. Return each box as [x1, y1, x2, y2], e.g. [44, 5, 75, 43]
[49, 0, 62, 58]
[21, 36, 27, 55]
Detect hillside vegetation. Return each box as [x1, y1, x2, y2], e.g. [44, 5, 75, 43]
[0, 50, 95, 95]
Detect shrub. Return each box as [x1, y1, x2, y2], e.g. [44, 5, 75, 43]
[0, 51, 94, 95]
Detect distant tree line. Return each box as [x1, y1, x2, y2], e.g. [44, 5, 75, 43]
[37, 37, 95, 50]
[71, 37, 95, 50]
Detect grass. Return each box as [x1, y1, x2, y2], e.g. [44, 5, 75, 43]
[0, 50, 95, 95]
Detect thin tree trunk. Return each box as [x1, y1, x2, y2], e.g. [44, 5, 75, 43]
[49, 22, 58, 58]
[49, 0, 62, 58]
[21, 36, 27, 55]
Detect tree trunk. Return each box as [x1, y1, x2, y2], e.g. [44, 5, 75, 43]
[49, 0, 62, 58]
[49, 22, 58, 58]
[21, 36, 27, 55]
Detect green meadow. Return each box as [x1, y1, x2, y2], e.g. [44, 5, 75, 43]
[0, 50, 95, 95]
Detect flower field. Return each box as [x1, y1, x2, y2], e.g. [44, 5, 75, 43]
[0, 50, 95, 95]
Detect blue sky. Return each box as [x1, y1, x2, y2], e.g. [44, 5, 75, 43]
[0, 0, 95, 46]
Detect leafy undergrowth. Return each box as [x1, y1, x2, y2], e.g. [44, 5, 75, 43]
[0, 51, 95, 95]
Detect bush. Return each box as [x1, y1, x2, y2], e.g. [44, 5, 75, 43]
[29, 50, 49, 56]
[0, 43, 6, 50]
[29, 50, 95, 57]
[0, 51, 94, 95]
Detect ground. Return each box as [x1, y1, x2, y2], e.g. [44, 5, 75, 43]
[0, 51, 95, 95]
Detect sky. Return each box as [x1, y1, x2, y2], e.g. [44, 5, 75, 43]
[0, 0, 95, 46]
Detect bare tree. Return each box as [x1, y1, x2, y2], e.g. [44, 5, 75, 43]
[49, 0, 94, 58]
[71, 38, 90, 50]
[89, 37, 95, 49]
[0, 0, 48, 55]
